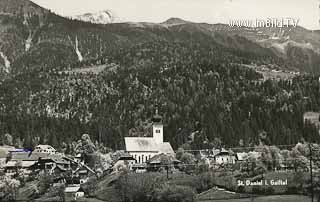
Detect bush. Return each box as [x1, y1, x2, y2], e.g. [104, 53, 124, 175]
[285, 186, 299, 194]
[251, 187, 264, 195]
[265, 187, 275, 195]
[153, 184, 196, 202]
[237, 186, 245, 193]
[115, 173, 165, 202]
[194, 172, 215, 193]
[251, 186, 275, 195]
[37, 173, 54, 196]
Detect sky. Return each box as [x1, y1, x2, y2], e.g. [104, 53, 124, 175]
[31, 0, 320, 30]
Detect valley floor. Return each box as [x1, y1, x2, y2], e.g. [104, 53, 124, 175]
[197, 195, 311, 202]
[75, 194, 311, 202]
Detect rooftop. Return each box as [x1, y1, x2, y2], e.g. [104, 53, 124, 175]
[10, 152, 68, 164]
[35, 145, 56, 151]
[125, 137, 159, 152]
[65, 186, 83, 193]
[5, 160, 36, 168]
[125, 137, 174, 154]
[148, 153, 179, 164]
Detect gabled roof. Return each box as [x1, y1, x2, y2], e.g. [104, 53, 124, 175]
[56, 165, 67, 171]
[214, 148, 234, 157]
[9, 152, 69, 165]
[125, 137, 174, 154]
[65, 186, 83, 193]
[10, 152, 49, 161]
[158, 142, 174, 154]
[35, 156, 70, 165]
[35, 145, 56, 151]
[125, 137, 158, 152]
[148, 153, 180, 164]
[4, 160, 36, 168]
[236, 152, 248, 161]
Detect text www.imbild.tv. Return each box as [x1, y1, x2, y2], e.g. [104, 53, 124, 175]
[229, 18, 300, 28]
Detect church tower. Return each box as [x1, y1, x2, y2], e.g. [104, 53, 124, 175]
[152, 108, 163, 144]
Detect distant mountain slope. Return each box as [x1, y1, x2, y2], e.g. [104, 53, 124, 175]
[161, 17, 191, 27]
[0, 0, 320, 75]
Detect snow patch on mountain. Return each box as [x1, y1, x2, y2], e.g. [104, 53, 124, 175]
[73, 10, 116, 24]
[25, 32, 32, 51]
[268, 40, 316, 55]
[0, 51, 10, 73]
[75, 36, 83, 62]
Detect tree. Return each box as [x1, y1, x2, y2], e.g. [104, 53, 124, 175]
[0, 176, 21, 201]
[14, 136, 23, 148]
[23, 134, 34, 149]
[176, 148, 185, 160]
[179, 152, 197, 174]
[48, 133, 58, 149]
[76, 134, 96, 155]
[75, 134, 98, 168]
[3, 134, 13, 146]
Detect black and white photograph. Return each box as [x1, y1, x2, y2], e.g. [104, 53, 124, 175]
[0, 0, 320, 201]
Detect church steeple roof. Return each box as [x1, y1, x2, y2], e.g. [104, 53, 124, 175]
[152, 107, 162, 123]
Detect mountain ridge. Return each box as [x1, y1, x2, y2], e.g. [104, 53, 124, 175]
[0, 0, 320, 75]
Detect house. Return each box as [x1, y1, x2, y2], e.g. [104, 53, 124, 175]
[236, 152, 248, 162]
[214, 148, 236, 165]
[65, 177, 81, 186]
[247, 151, 262, 159]
[147, 153, 180, 172]
[112, 154, 136, 172]
[64, 185, 84, 201]
[74, 154, 83, 163]
[4, 161, 35, 176]
[4, 151, 70, 176]
[73, 163, 96, 184]
[30, 156, 71, 175]
[4, 152, 49, 175]
[34, 145, 56, 155]
[191, 149, 213, 160]
[125, 110, 174, 165]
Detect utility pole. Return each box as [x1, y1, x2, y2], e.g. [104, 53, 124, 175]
[310, 143, 314, 202]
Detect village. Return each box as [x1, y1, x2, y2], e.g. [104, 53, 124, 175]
[0, 110, 320, 201]
[0, 110, 320, 202]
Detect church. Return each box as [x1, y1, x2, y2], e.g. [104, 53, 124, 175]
[124, 110, 174, 164]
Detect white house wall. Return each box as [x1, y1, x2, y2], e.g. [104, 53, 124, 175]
[128, 152, 158, 164]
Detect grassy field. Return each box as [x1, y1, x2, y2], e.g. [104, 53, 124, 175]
[197, 195, 311, 202]
[77, 197, 107, 202]
[93, 172, 122, 202]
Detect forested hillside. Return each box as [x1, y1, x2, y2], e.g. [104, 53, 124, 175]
[1, 38, 320, 151]
[0, 0, 319, 151]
